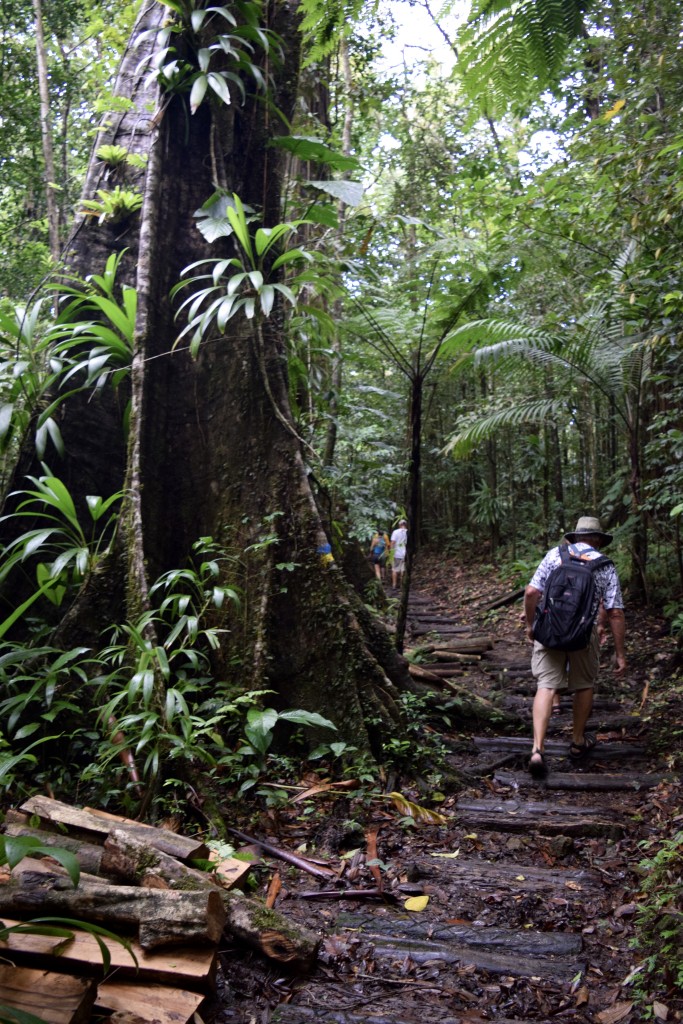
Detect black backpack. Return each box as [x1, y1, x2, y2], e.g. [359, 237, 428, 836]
[532, 544, 612, 652]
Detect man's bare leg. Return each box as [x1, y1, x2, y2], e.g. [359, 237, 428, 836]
[571, 687, 594, 746]
[532, 686, 555, 753]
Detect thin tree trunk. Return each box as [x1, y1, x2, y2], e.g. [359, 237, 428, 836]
[323, 36, 353, 469]
[32, 0, 60, 262]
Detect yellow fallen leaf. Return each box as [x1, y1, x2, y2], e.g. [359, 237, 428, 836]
[404, 895, 430, 912]
[430, 850, 460, 858]
[463, 833, 478, 840]
[387, 792, 449, 824]
[516, 875, 526, 881]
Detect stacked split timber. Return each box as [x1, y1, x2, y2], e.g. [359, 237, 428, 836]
[1, 796, 320, 1024]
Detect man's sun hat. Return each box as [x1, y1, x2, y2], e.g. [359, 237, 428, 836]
[564, 515, 613, 545]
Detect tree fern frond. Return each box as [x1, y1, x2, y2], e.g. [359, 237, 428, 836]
[299, 0, 371, 63]
[458, 0, 596, 113]
[441, 317, 550, 357]
[443, 398, 562, 458]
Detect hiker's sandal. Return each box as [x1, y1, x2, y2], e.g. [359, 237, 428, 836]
[568, 733, 596, 760]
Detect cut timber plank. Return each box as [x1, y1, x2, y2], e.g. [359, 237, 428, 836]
[0, 965, 96, 1024]
[0, 918, 217, 990]
[209, 851, 252, 890]
[19, 796, 209, 861]
[96, 980, 205, 1024]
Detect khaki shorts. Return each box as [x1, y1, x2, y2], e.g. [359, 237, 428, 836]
[393, 557, 405, 571]
[531, 631, 599, 692]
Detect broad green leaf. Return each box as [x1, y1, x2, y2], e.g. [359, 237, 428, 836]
[259, 285, 275, 316]
[270, 135, 359, 172]
[0, 403, 14, 440]
[190, 74, 208, 113]
[278, 709, 337, 731]
[308, 179, 364, 207]
[207, 71, 231, 106]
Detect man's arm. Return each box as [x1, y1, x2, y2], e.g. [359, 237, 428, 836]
[605, 607, 627, 674]
[523, 585, 542, 642]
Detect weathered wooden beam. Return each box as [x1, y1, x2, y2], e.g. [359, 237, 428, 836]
[0, 917, 217, 989]
[19, 796, 209, 861]
[3, 822, 104, 875]
[96, 980, 204, 1024]
[0, 965, 96, 1024]
[0, 872, 226, 950]
[101, 827, 215, 891]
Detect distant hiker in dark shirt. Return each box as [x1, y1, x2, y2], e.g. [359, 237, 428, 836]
[523, 516, 627, 779]
[369, 529, 390, 582]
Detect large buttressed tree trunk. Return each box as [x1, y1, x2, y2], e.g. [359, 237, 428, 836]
[16, 0, 409, 757]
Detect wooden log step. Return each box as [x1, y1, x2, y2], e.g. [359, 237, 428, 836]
[429, 650, 481, 663]
[337, 913, 584, 981]
[272, 1008, 468, 1024]
[0, 917, 217, 989]
[495, 771, 669, 792]
[19, 796, 209, 861]
[407, 616, 465, 626]
[96, 980, 204, 1024]
[472, 736, 647, 759]
[481, 661, 532, 672]
[0, 965, 96, 1024]
[272, 1010, 551, 1024]
[411, 627, 492, 641]
[454, 796, 625, 839]
[418, 663, 467, 676]
[419, 856, 602, 897]
[410, 635, 494, 650]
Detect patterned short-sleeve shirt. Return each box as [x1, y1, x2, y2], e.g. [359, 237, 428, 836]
[529, 542, 624, 621]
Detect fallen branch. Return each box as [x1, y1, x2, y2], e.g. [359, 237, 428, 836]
[227, 828, 336, 880]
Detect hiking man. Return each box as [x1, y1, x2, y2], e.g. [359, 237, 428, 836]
[523, 516, 627, 778]
[390, 519, 408, 590]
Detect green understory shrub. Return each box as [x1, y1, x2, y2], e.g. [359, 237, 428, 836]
[629, 829, 683, 1010]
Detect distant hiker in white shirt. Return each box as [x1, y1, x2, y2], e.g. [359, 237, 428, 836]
[390, 519, 408, 590]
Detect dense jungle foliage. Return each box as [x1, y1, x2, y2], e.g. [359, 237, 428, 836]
[0, 3, 682, 1008]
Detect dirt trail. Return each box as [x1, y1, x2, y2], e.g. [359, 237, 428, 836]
[212, 557, 681, 1024]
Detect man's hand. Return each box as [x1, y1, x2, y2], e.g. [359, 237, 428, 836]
[613, 653, 627, 676]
